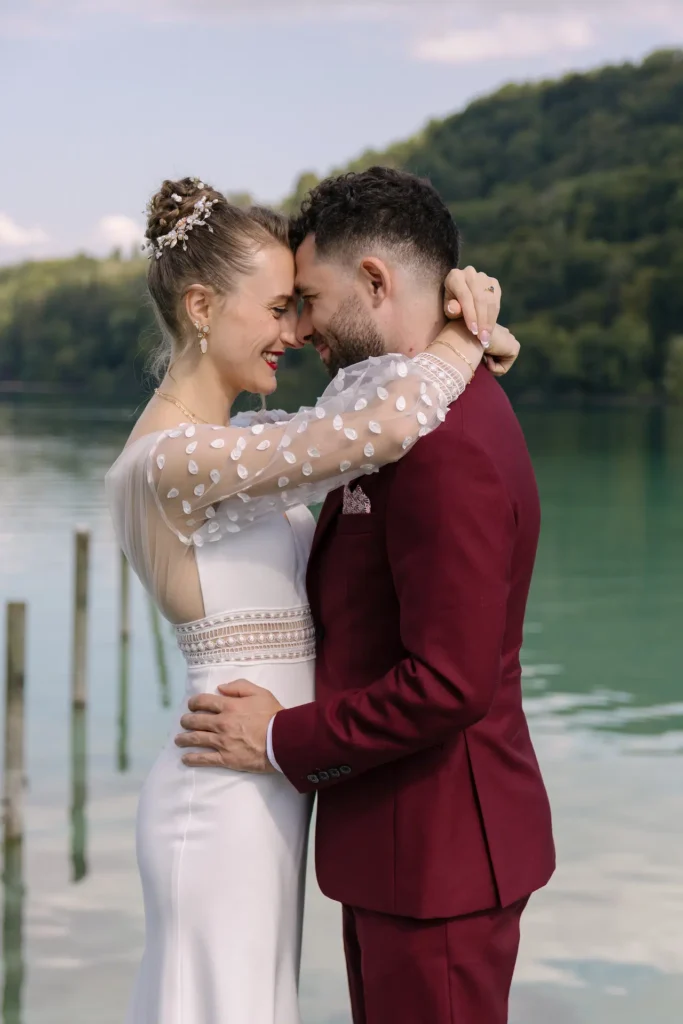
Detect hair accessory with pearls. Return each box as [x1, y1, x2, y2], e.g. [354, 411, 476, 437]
[145, 193, 218, 260]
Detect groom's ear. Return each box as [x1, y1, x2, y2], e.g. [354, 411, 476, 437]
[358, 257, 391, 307]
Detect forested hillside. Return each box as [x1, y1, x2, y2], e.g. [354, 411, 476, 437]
[1, 49, 681, 401]
[289, 48, 683, 400]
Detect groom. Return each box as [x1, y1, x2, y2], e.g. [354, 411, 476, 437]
[177, 167, 555, 1022]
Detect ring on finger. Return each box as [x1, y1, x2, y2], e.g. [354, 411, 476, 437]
[485, 285, 495, 293]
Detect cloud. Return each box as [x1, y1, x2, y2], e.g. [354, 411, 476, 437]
[11, 0, 683, 14]
[1, 0, 414, 36]
[0, 213, 49, 248]
[416, 14, 596, 64]
[96, 215, 144, 251]
[4, 0, 683, 39]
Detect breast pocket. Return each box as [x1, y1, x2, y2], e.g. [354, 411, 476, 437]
[332, 514, 390, 606]
[326, 511, 399, 672]
[326, 514, 387, 589]
[335, 513, 382, 538]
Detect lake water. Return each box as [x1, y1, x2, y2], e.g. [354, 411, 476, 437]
[0, 398, 681, 1024]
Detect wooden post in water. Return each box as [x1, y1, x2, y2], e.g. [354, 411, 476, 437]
[149, 597, 171, 709]
[3, 602, 26, 1024]
[3, 603, 26, 846]
[117, 550, 130, 772]
[70, 529, 89, 882]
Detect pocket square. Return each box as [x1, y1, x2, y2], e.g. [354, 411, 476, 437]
[342, 484, 372, 515]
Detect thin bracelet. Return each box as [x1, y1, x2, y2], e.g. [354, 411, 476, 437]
[428, 338, 477, 381]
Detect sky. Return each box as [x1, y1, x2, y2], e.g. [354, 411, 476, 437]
[1, 0, 682, 264]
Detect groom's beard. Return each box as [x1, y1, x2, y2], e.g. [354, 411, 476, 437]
[317, 296, 386, 378]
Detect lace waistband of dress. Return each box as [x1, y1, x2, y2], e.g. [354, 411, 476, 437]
[175, 605, 316, 666]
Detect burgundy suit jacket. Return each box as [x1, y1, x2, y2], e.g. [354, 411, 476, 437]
[273, 367, 555, 919]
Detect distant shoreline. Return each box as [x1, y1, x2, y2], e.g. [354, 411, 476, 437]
[0, 381, 677, 409]
[0, 381, 85, 395]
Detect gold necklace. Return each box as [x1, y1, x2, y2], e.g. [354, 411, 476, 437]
[154, 389, 209, 425]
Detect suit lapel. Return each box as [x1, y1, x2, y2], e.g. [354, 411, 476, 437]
[310, 487, 343, 564]
[306, 487, 343, 609]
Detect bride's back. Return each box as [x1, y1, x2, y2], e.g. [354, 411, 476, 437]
[105, 432, 314, 624]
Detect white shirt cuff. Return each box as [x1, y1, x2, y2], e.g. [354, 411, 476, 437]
[266, 715, 283, 773]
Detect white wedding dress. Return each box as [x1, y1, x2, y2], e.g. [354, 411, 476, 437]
[105, 352, 464, 1024]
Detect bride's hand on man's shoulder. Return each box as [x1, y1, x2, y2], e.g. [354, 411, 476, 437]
[440, 266, 518, 375]
[482, 324, 519, 376]
[442, 265, 501, 349]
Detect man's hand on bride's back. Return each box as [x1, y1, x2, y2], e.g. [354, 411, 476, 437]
[175, 681, 283, 774]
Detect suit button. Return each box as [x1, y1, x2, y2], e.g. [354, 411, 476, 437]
[340, 765, 352, 775]
[329, 768, 341, 779]
[307, 774, 320, 784]
[318, 771, 330, 782]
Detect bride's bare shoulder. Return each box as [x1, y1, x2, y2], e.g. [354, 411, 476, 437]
[124, 398, 182, 450]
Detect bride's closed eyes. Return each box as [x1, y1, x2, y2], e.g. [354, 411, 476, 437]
[269, 293, 294, 318]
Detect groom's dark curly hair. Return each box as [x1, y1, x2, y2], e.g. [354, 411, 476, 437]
[288, 166, 460, 284]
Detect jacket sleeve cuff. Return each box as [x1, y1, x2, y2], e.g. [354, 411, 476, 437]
[266, 715, 283, 773]
[271, 701, 356, 794]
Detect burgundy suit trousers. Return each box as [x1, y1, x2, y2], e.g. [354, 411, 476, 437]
[342, 897, 528, 1024]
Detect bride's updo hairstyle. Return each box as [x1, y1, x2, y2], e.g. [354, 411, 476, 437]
[144, 176, 289, 375]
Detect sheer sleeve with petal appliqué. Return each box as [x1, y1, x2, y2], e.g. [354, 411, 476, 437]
[229, 407, 295, 429]
[149, 352, 466, 547]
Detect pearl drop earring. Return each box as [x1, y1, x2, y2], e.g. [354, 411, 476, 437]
[194, 321, 210, 354]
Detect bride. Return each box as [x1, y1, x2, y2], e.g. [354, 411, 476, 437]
[105, 176, 516, 1023]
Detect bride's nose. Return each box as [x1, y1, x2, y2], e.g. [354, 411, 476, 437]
[280, 310, 305, 350]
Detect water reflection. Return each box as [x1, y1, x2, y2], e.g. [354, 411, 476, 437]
[117, 554, 130, 774]
[69, 708, 87, 884]
[2, 837, 25, 1024]
[148, 599, 172, 711]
